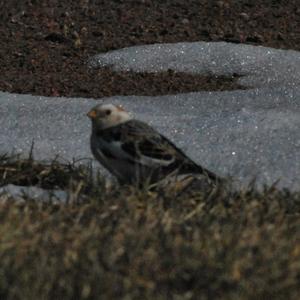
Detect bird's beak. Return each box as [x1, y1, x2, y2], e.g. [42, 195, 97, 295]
[87, 109, 97, 119]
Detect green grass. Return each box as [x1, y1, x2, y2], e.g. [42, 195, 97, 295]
[0, 155, 299, 299]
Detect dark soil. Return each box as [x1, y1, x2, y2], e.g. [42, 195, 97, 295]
[0, 0, 299, 98]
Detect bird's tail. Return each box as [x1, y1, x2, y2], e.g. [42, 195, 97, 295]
[179, 161, 221, 183]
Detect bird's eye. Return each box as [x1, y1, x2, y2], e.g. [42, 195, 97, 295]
[105, 110, 111, 116]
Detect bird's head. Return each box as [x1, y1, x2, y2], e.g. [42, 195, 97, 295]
[87, 104, 132, 130]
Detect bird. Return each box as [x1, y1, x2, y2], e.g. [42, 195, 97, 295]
[87, 103, 220, 187]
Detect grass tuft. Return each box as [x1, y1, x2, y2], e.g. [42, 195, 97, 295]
[0, 156, 299, 299]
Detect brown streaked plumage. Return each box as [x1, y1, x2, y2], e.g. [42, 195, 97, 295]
[88, 104, 220, 186]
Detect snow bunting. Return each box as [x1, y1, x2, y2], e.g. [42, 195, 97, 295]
[87, 104, 219, 186]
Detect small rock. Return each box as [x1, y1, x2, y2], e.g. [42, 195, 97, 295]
[239, 12, 250, 21]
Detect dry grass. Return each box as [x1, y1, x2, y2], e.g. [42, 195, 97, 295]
[0, 156, 299, 299]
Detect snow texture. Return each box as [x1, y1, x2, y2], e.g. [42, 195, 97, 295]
[1, 42, 300, 191]
[90, 42, 300, 89]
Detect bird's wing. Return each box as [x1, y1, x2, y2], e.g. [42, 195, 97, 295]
[119, 120, 192, 168]
[118, 120, 219, 181]
[122, 136, 177, 167]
